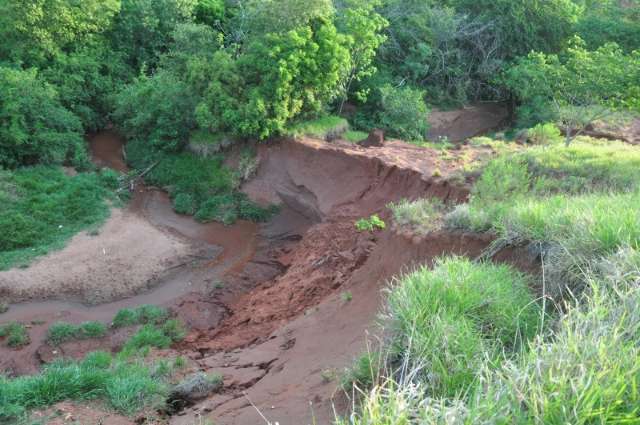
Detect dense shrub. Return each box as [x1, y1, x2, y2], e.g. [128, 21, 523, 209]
[378, 84, 429, 142]
[113, 71, 199, 154]
[0, 68, 86, 168]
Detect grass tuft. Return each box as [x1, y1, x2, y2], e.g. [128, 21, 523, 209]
[47, 321, 108, 346]
[383, 257, 541, 398]
[0, 322, 29, 348]
[388, 198, 444, 236]
[288, 116, 349, 141]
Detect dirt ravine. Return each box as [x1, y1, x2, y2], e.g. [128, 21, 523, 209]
[1, 130, 534, 424]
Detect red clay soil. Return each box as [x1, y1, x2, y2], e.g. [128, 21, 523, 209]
[1, 132, 535, 425]
[169, 137, 538, 425]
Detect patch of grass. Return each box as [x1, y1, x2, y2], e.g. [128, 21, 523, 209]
[122, 325, 172, 353]
[384, 257, 540, 398]
[526, 122, 562, 145]
[341, 352, 380, 392]
[388, 198, 444, 236]
[340, 291, 353, 303]
[0, 322, 29, 348]
[0, 351, 170, 421]
[355, 214, 386, 232]
[47, 321, 108, 345]
[288, 115, 349, 141]
[343, 130, 368, 143]
[112, 305, 169, 328]
[126, 150, 274, 225]
[0, 166, 115, 270]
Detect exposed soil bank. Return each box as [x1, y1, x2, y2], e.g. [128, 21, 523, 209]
[0, 131, 533, 424]
[427, 102, 509, 142]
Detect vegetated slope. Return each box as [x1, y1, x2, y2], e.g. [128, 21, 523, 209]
[340, 135, 640, 424]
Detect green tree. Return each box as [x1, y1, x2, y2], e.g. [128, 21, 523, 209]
[194, 0, 225, 27]
[0, 0, 120, 66]
[451, 0, 582, 58]
[113, 71, 199, 153]
[109, 0, 197, 72]
[335, 0, 388, 112]
[504, 39, 640, 140]
[0, 67, 85, 168]
[197, 17, 350, 139]
[42, 41, 131, 131]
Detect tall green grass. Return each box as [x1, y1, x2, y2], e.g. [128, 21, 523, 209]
[0, 352, 168, 421]
[339, 249, 640, 424]
[0, 166, 116, 270]
[382, 257, 540, 398]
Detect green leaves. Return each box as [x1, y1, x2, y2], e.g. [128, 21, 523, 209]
[0, 67, 85, 168]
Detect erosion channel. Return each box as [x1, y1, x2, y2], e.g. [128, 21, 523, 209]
[1, 132, 533, 425]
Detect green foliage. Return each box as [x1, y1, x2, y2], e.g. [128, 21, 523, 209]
[385, 257, 540, 398]
[198, 19, 351, 139]
[0, 0, 120, 67]
[378, 84, 429, 142]
[387, 198, 444, 236]
[47, 321, 107, 345]
[126, 150, 273, 225]
[341, 352, 380, 391]
[0, 352, 169, 420]
[355, 215, 386, 232]
[42, 43, 129, 131]
[335, 0, 388, 107]
[109, 0, 197, 71]
[0, 67, 86, 168]
[112, 305, 169, 328]
[123, 325, 172, 352]
[194, 0, 225, 27]
[377, 2, 503, 105]
[288, 116, 349, 140]
[576, 1, 640, 52]
[451, 0, 582, 58]
[526, 123, 562, 145]
[0, 322, 30, 348]
[343, 130, 368, 143]
[0, 167, 114, 270]
[113, 71, 199, 154]
[504, 40, 640, 128]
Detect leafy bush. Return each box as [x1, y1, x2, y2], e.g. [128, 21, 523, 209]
[504, 41, 640, 128]
[0, 167, 113, 270]
[0, 67, 86, 169]
[113, 71, 199, 154]
[384, 257, 540, 397]
[0, 322, 29, 348]
[388, 198, 444, 236]
[355, 215, 386, 232]
[378, 85, 429, 142]
[526, 123, 562, 145]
